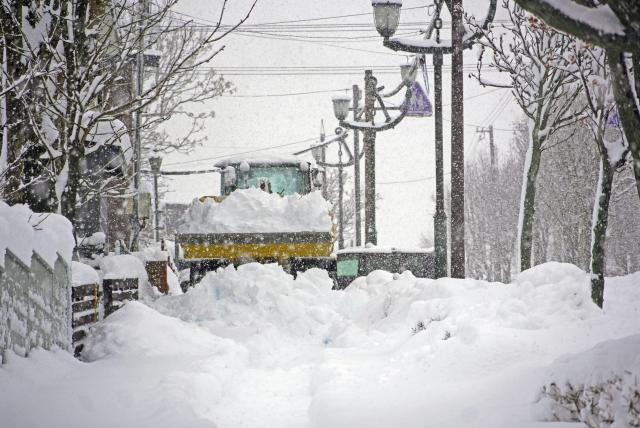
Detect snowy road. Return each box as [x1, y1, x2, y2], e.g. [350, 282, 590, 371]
[1, 262, 639, 428]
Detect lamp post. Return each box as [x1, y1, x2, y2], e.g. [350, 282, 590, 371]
[301, 127, 352, 250]
[333, 65, 415, 246]
[149, 153, 163, 243]
[371, 0, 497, 278]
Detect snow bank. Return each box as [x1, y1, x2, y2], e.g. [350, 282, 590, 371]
[0, 201, 74, 268]
[4, 262, 638, 428]
[178, 188, 332, 234]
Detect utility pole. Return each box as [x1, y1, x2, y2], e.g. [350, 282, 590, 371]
[450, 0, 466, 278]
[433, 51, 448, 278]
[476, 125, 495, 168]
[363, 70, 378, 245]
[352, 84, 362, 247]
[334, 70, 413, 247]
[131, 0, 147, 251]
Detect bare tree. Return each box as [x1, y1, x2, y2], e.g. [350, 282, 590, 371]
[141, 23, 235, 159]
[0, 0, 255, 228]
[470, 1, 584, 271]
[567, 46, 628, 307]
[512, 0, 640, 200]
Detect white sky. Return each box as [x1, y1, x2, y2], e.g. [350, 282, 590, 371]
[159, 0, 518, 247]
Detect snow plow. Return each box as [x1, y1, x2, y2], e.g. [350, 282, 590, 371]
[175, 155, 336, 286]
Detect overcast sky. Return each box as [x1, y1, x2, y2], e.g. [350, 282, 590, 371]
[158, 0, 518, 247]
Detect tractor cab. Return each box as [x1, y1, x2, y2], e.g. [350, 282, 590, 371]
[214, 155, 324, 197]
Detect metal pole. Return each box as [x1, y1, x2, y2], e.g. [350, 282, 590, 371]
[352, 84, 362, 247]
[363, 70, 377, 245]
[131, 0, 146, 251]
[338, 146, 344, 249]
[433, 51, 448, 278]
[450, 0, 465, 278]
[153, 171, 160, 242]
[320, 121, 328, 200]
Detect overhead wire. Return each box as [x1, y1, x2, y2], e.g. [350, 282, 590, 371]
[162, 136, 319, 167]
[165, 5, 432, 27]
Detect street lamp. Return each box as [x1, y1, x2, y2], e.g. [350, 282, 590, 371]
[332, 95, 351, 121]
[371, 0, 497, 279]
[149, 153, 163, 243]
[372, 0, 402, 38]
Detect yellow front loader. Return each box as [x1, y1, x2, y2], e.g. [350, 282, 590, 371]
[175, 155, 336, 286]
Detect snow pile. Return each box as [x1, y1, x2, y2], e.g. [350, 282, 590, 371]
[0, 201, 74, 268]
[534, 334, 640, 427]
[99, 254, 148, 281]
[153, 263, 340, 345]
[71, 261, 100, 286]
[82, 301, 243, 361]
[77, 231, 105, 247]
[178, 188, 332, 234]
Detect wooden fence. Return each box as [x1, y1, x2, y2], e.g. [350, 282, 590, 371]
[70, 278, 139, 356]
[103, 278, 138, 317]
[71, 282, 101, 357]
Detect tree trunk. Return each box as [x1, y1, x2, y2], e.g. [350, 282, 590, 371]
[590, 157, 615, 309]
[607, 49, 640, 200]
[1, 0, 28, 205]
[61, 146, 81, 224]
[518, 131, 543, 271]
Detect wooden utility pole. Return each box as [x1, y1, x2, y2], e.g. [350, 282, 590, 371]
[131, 0, 147, 251]
[363, 70, 378, 245]
[450, 0, 465, 278]
[476, 125, 495, 168]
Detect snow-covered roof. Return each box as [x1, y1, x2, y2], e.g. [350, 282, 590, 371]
[214, 154, 307, 168]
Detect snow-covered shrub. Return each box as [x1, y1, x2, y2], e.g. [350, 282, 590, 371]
[535, 335, 640, 427]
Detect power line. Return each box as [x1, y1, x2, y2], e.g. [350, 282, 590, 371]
[222, 88, 351, 98]
[230, 31, 406, 56]
[379, 171, 452, 185]
[166, 5, 431, 28]
[162, 137, 318, 167]
[224, 86, 506, 100]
